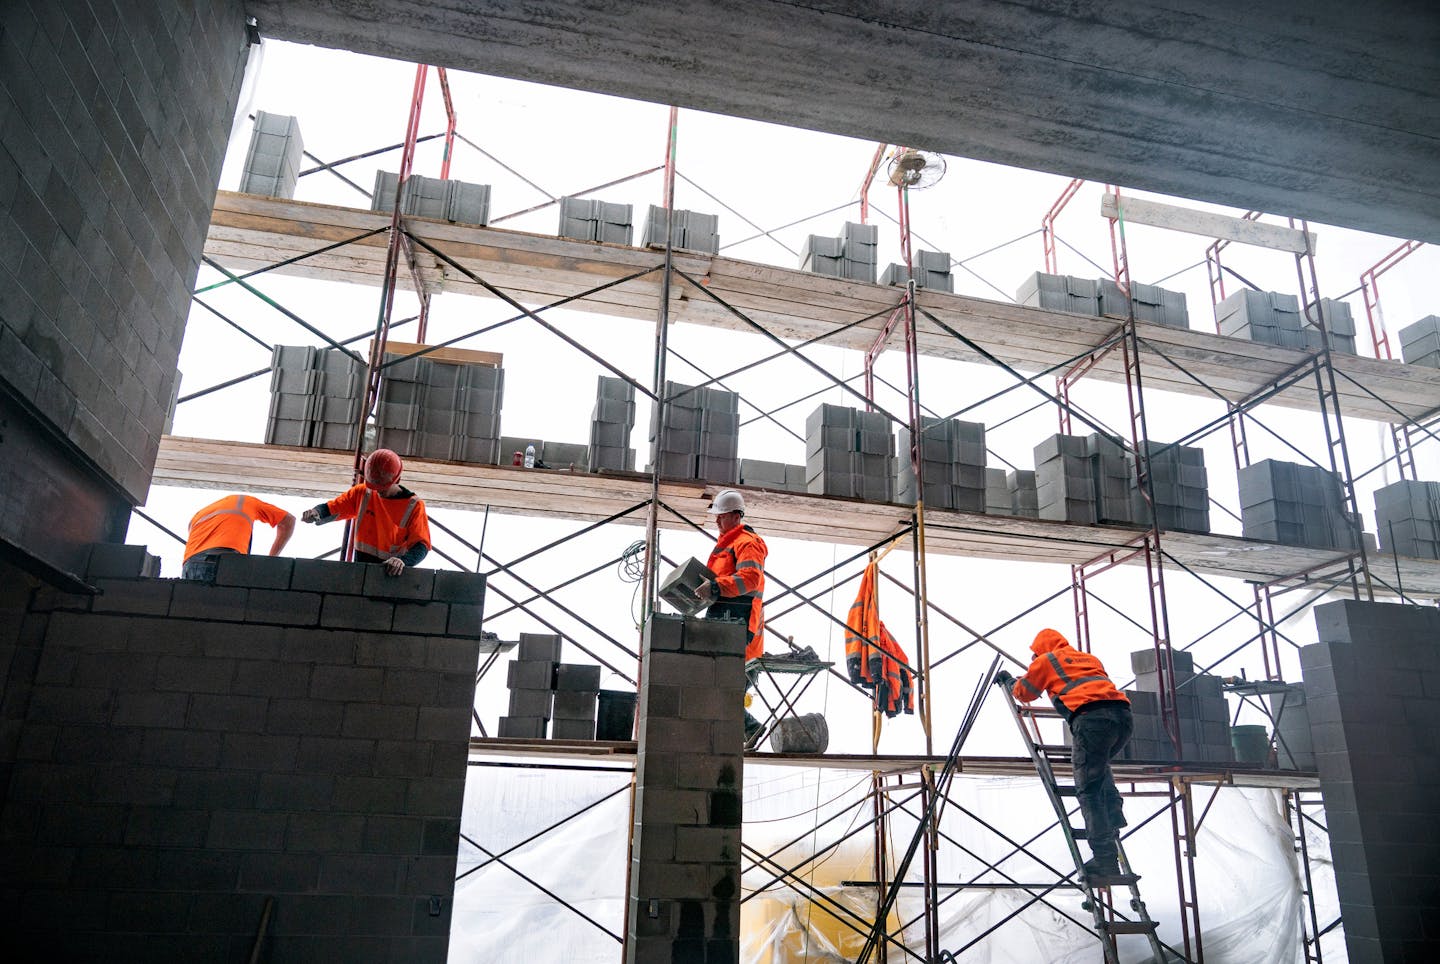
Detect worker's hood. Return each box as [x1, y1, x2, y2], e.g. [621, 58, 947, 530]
[1031, 628, 1070, 656]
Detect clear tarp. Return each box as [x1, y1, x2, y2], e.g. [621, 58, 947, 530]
[451, 761, 1335, 962]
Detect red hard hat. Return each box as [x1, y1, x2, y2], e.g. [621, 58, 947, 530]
[363, 448, 403, 488]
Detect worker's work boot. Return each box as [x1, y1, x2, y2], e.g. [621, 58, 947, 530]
[1082, 836, 1121, 879]
[744, 711, 764, 746]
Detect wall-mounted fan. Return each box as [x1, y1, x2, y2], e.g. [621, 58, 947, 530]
[886, 148, 947, 189]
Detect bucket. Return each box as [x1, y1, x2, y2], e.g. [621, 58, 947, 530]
[1230, 724, 1270, 764]
[769, 713, 830, 754]
[596, 689, 639, 741]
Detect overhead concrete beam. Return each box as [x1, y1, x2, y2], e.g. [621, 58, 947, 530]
[244, 1, 1440, 243]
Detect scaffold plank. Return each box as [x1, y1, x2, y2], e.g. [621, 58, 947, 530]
[154, 436, 1440, 595]
[206, 193, 1440, 425]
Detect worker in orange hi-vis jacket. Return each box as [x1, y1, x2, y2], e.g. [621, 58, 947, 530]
[300, 449, 431, 577]
[182, 494, 295, 580]
[694, 488, 768, 741]
[997, 628, 1133, 878]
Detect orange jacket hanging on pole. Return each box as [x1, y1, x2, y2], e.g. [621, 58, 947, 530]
[844, 561, 915, 718]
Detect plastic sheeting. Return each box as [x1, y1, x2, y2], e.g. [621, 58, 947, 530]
[450, 761, 1331, 963]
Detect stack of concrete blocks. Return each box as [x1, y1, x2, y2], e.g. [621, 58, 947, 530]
[552, 663, 602, 741]
[894, 416, 985, 511]
[372, 172, 491, 225]
[1216, 290, 1358, 354]
[800, 222, 878, 283]
[880, 250, 954, 292]
[650, 383, 741, 483]
[1034, 434, 1096, 523]
[1008, 470, 1039, 518]
[1098, 279, 1189, 328]
[1268, 683, 1315, 770]
[501, 636, 558, 738]
[1018, 272, 1189, 329]
[557, 198, 633, 244]
[7, 545, 485, 958]
[984, 468, 1011, 515]
[739, 459, 807, 493]
[375, 354, 504, 464]
[626, 613, 745, 962]
[1239, 459, 1361, 550]
[1301, 600, 1440, 962]
[807, 404, 893, 502]
[1133, 441, 1210, 532]
[1118, 650, 1232, 763]
[641, 205, 720, 254]
[589, 375, 638, 472]
[238, 111, 304, 199]
[1373, 479, 1440, 559]
[1398, 315, 1440, 368]
[697, 387, 741, 485]
[265, 346, 365, 450]
[1087, 433, 1139, 524]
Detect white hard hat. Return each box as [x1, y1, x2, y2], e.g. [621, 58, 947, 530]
[707, 489, 745, 515]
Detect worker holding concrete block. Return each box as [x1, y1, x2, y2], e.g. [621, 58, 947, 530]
[999, 628, 1133, 878]
[182, 494, 295, 580]
[301, 449, 432, 576]
[695, 488, 768, 740]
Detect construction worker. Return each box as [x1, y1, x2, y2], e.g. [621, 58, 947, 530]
[997, 628, 1133, 878]
[182, 494, 295, 580]
[694, 488, 767, 741]
[300, 449, 431, 576]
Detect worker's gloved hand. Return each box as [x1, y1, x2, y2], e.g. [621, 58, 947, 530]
[994, 669, 1016, 688]
[383, 556, 405, 576]
[693, 580, 715, 607]
[301, 508, 319, 524]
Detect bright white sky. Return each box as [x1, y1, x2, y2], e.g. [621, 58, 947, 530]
[128, 39, 1440, 759]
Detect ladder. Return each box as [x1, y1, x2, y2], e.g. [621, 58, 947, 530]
[997, 678, 1169, 963]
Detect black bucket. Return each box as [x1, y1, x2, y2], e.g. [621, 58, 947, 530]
[596, 689, 639, 741]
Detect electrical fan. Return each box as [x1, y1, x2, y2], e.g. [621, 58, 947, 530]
[886, 148, 947, 189]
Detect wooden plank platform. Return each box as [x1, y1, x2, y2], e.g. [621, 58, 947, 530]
[154, 436, 1440, 596]
[205, 192, 1440, 425]
[467, 738, 1319, 789]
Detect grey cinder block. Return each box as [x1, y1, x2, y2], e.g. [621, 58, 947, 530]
[555, 664, 602, 691]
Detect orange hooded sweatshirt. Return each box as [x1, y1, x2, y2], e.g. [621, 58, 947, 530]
[1012, 628, 1128, 718]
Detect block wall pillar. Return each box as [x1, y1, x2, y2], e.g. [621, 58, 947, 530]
[626, 613, 745, 964]
[1301, 600, 1440, 963]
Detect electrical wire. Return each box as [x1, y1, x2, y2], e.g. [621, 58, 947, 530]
[618, 540, 647, 629]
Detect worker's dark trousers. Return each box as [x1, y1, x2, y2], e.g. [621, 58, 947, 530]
[705, 601, 761, 734]
[180, 547, 239, 581]
[1069, 702, 1133, 844]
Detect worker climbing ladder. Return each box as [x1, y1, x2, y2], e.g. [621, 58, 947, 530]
[995, 676, 1170, 964]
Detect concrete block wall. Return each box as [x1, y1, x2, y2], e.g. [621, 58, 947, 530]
[0, 548, 484, 961]
[0, 1, 251, 577]
[1300, 600, 1440, 963]
[626, 614, 745, 964]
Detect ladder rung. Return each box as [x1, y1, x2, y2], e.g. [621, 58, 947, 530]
[1020, 706, 1063, 717]
[1101, 920, 1158, 935]
[1070, 827, 1088, 840]
[1055, 785, 1078, 796]
[1035, 743, 1071, 754]
[1084, 871, 1139, 887]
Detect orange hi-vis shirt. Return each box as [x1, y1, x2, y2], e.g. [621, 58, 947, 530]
[707, 524, 767, 660]
[1012, 628, 1129, 714]
[325, 484, 432, 560]
[184, 494, 290, 561]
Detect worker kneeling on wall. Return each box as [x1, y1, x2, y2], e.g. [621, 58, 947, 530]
[301, 449, 432, 576]
[998, 628, 1133, 878]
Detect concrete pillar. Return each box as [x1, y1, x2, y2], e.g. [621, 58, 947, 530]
[626, 613, 745, 964]
[1301, 600, 1440, 963]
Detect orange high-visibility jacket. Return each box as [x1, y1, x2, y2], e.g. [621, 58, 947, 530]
[707, 524, 767, 660]
[845, 561, 914, 718]
[184, 494, 290, 562]
[325, 484, 432, 560]
[1012, 628, 1129, 715]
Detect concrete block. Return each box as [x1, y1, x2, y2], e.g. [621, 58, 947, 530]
[320, 595, 394, 632]
[498, 716, 547, 739]
[390, 601, 451, 636]
[517, 633, 563, 662]
[291, 559, 367, 596]
[507, 660, 555, 690]
[363, 565, 435, 601]
[550, 718, 595, 740]
[507, 688, 553, 719]
[552, 691, 598, 720]
[555, 663, 602, 691]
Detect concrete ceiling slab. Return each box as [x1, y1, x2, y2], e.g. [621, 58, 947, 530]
[245, 1, 1440, 242]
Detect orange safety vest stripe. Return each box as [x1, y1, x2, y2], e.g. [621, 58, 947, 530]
[1012, 646, 1128, 711]
[707, 526, 767, 660]
[328, 484, 432, 559]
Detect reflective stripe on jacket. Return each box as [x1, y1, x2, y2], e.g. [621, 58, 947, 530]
[1012, 628, 1128, 714]
[325, 484, 432, 560]
[707, 524, 767, 660]
[184, 494, 289, 561]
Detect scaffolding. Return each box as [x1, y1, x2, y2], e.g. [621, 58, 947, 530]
[134, 59, 1440, 961]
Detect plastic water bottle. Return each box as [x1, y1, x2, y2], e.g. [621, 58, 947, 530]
[524, 444, 536, 468]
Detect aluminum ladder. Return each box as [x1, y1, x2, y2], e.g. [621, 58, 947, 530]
[997, 678, 1169, 963]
